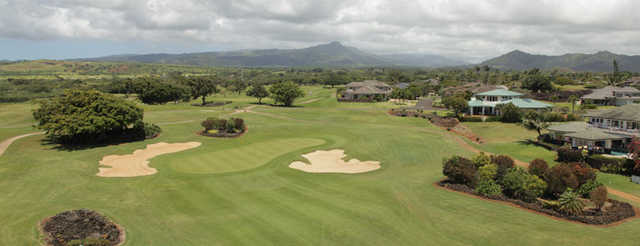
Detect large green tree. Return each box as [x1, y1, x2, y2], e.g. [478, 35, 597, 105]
[523, 73, 553, 92]
[269, 81, 305, 107]
[442, 96, 469, 119]
[185, 76, 219, 105]
[33, 89, 144, 144]
[246, 84, 270, 104]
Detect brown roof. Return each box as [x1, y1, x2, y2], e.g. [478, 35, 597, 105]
[581, 86, 640, 100]
[346, 80, 391, 88]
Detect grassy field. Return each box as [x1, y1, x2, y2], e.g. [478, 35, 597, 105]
[2, 87, 640, 245]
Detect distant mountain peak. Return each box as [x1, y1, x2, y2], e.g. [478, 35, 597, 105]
[481, 50, 640, 72]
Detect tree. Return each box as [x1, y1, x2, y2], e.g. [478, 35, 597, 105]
[325, 72, 347, 88]
[497, 103, 522, 123]
[246, 84, 270, 104]
[568, 95, 578, 114]
[442, 96, 468, 120]
[523, 74, 553, 92]
[185, 76, 219, 105]
[522, 111, 549, 137]
[137, 79, 189, 104]
[269, 81, 305, 107]
[32, 90, 144, 144]
[607, 59, 621, 86]
[228, 80, 248, 94]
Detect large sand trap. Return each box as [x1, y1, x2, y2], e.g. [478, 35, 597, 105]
[289, 149, 381, 174]
[97, 142, 202, 177]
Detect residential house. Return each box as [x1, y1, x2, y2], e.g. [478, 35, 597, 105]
[581, 86, 640, 106]
[548, 104, 640, 153]
[340, 80, 392, 101]
[467, 89, 552, 116]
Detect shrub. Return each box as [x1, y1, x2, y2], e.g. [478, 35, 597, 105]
[542, 112, 566, 122]
[544, 164, 579, 196]
[528, 159, 549, 177]
[570, 162, 597, 186]
[442, 156, 477, 186]
[491, 155, 515, 180]
[557, 189, 586, 215]
[576, 180, 603, 197]
[232, 118, 245, 131]
[585, 155, 633, 175]
[502, 167, 547, 201]
[522, 175, 547, 202]
[557, 146, 583, 162]
[476, 163, 498, 182]
[224, 120, 236, 133]
[201, 119, 215, 131]
[462, 117, 483, 122]
[134, 121, 161, 139]
[502, 167, 528, 198]
[472, 152, 492, 168]
[566, 113, 580, 121]
[590, 186, 608, 211]
[475, 179, 503, 197]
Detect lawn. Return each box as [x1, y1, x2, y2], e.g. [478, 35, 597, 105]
[1, 87, 640, 245]
[464, 122, 558, 164]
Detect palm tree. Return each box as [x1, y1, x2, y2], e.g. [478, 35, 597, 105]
[568, 95, 578, 114]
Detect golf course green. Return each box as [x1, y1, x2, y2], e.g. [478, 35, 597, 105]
[1, 86, 640, 245]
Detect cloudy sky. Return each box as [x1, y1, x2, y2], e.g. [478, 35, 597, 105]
[1, 0, 639, 62]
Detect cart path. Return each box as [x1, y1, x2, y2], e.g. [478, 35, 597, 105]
[443, 130, 640, 205]
[0, 132, 44, 157]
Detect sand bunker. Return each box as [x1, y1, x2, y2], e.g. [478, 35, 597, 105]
[97, 142, 202, 177]
[289, 149, 381, 174]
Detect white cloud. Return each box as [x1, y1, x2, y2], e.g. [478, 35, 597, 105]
[1, 0, 640, 61]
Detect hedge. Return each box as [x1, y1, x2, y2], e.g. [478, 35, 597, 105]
[585, 155, 634, 176]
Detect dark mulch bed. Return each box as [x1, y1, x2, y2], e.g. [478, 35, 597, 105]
[198, 127, 247, 138]
[191, 101, 232, 107]
[438, 180, 636, 226]
[40, 209, 124, 246]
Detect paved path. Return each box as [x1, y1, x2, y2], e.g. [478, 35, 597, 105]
[443, 130, 640, 205]
[0, 132, 43, 157]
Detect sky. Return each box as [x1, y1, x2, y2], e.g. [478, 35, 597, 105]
[1, 0, 640, 62]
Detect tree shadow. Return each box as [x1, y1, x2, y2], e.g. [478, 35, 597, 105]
[42, 134, 154, 152]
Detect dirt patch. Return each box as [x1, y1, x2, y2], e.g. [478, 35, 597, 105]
[40, 209, 125, 246]
[289, 149, 381, 174]
[299, 98, 320, 104]
[97, 142, 202, 177]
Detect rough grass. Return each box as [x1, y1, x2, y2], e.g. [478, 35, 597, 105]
[1, 87, 640, 245]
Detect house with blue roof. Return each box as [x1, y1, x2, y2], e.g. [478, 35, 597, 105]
[468, 89, 552, 115]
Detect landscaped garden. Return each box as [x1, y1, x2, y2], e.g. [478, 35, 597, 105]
[439, 152, 636, 225]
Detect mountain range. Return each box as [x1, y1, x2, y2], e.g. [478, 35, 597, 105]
[81, 42, 466, 68]
[481, 50, 640, 72]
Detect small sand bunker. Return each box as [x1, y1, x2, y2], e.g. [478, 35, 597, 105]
[97, 142, 202, 177]
[289, 149, 381, 174]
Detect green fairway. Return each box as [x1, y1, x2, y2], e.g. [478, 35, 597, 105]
[170, 138, 326, 174]
[2, 86, 640, 245]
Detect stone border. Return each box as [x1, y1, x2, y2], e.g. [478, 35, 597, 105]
[434, 180, 639, 228]
[38, 214, 126, 246]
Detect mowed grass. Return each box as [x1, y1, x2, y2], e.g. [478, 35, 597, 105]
[464, 122, 558, 164]
[1, 87, 640, 245]
[170, 138, 326, 174]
